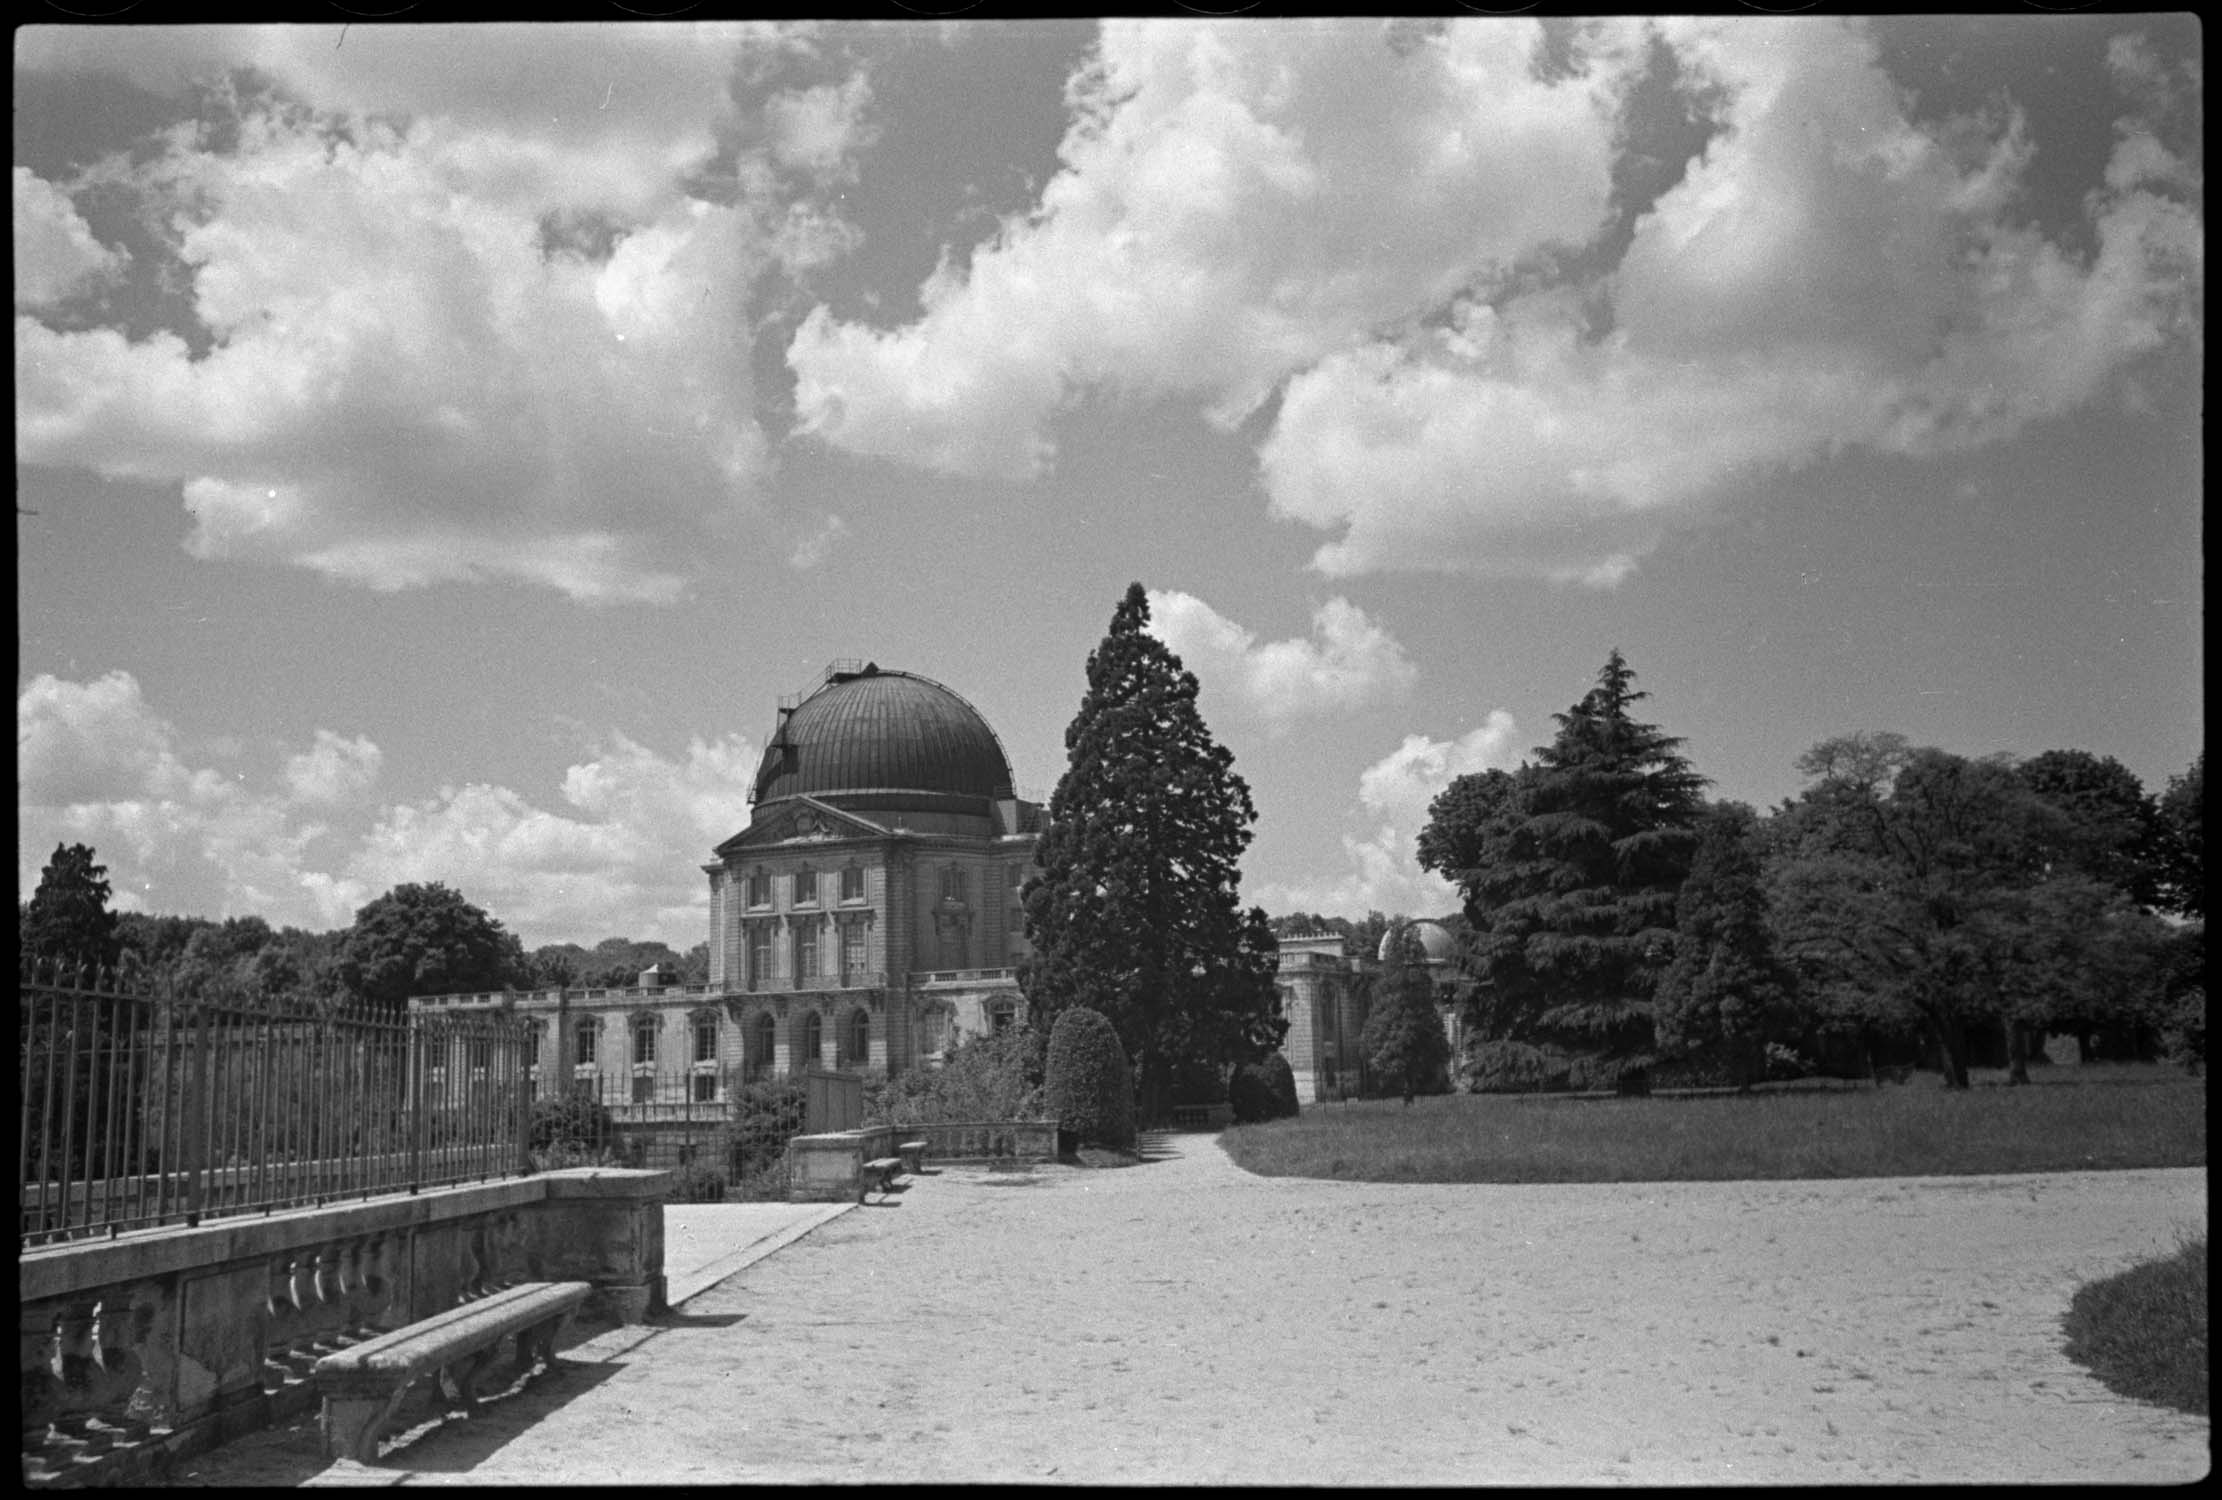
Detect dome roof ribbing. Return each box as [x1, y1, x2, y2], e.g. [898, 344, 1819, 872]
[1380, 919, 1458, 965]
[750, 665, 1014, 808]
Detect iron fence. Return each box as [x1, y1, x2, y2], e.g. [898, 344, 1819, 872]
[18, 957, 534, 1248]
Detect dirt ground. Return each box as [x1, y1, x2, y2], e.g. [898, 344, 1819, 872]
[179, 1135, 2207, 1486]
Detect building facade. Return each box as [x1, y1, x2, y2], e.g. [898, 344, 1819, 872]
[411, 662, 1044, 1110]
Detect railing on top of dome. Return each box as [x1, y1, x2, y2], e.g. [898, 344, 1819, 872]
[778, 659, 868, 712]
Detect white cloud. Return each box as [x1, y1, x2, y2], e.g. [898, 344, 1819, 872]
[1251, 713, 1520, 918]
[1263, 17, 2205, 582]
[13, 167, 128, 309]
[284, 731, 383, 806]
[788, 16, 2200, 585]
[18, 672, 758, 947]
[767, 75, 877, 183]
[14, 25, 870, 605]
[1147, 589, 1416, 733]
[788, 17, 1624, 479]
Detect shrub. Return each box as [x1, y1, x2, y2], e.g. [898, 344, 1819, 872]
[865, 1023, 1045, 1127]
[1228, 1063, 1274, 1123]
[1262, 1053, 1300, 1119]
[667, 1159, 727, 1203]
[530, 1088, 614, 1167]
[1044, 1007, 1135, 1149]
[1229, 1057, 1298, 1123]
[725, 1079, 806, 1200]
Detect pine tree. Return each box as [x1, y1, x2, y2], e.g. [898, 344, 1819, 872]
[1653, 802, 1798, 1086]
[1021, 582, 1286, 1123]
[1361, 922, 1452, 1104]
[1423, 650, 1706, 1079]
[22, 843, 123, 971]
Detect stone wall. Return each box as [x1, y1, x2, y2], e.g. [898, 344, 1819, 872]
[20, 1168, 669, 1488]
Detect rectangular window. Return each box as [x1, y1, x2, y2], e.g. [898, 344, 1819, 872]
[796, 926, 821, 985]
[694, 1017, 717, 1064]
[943, 866, 967, 902]
[840, 864, 865, 903]
[749, 927, 773, 991]
[633, 1021, 657, 1066]
[746, 870, 771, 907]
[841, 921, 867, 981]
[692, 1073, 718, 1104]
[793, 869, 817, 907]
[575, 1021, 598, 1068]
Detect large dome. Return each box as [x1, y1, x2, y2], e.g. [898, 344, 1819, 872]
[750, 665, 1014, 809]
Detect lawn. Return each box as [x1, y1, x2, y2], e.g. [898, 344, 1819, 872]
[2062, 1231, 2209, 1417]
[1218, 1064, 2206, 1184]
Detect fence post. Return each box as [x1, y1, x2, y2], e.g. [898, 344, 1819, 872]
[182, 999, 211, 1227]
[408, 1018, 426, 1194]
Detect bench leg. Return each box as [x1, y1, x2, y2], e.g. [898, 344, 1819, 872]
[322, 1388, 409, 1464]
[436, 1350, 495, 1406]
[514, 1313, 567, 1377]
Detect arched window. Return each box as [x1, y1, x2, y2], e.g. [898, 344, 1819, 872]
[747, 1012, 776, 1081]
[841, 1008, 871, 1068]
[802, 1011, 824, 1069]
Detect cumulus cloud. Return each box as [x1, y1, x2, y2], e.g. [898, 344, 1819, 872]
[789, 17, 1623, 479]
[787, 512, 851, 570]
[767, 75, 878, 183]
[14, 24, 866, 604]
[1147, 589, 1417, 733]
[789, 16, 2201, 584]
[13, 167, 128, 309]
[1251, 712, 1520, 918]
[18, 672, 759, 946]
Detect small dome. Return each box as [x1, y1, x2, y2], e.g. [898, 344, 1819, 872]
[751, 666, 1014, 808]
[1380, 919, 1457, 965]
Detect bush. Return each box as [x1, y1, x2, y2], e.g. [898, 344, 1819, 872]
[530, 1088, 614, 1167]
[1043, 1007, 1135, 1149]
[667, 1158, 727, 1203]
[725, 1079, 806, 1200]
[865, 1023, 1045, 1127]
[1229, 1057, 1299, 1123]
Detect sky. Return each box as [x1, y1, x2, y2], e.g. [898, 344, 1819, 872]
[15, 14, 2205, 952]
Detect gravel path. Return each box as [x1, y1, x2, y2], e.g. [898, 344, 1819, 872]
[183, 1135, 2207, 1486]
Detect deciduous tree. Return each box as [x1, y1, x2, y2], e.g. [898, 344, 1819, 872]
[1020, 582, 1286, 1123]
[336, 882, 528, 1015]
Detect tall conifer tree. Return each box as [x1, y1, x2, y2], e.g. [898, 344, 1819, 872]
[1423, 650, 1706, 1075]
[1021, 583, 1286, 1122]
[22, 843, 123, 971]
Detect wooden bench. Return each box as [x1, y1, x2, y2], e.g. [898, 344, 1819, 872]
[314, 1280, 590, 1462]
[897, 1139, 928, 1174]
[859, 1156, 905, 1203]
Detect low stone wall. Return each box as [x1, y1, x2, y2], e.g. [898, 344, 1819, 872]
[911, 1120, 1060, 1163]
[20, 1167, 670, 1488]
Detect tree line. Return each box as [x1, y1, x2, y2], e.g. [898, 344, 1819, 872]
[1411, 650, 2204, 1091]
[19, 851, 707, 1016]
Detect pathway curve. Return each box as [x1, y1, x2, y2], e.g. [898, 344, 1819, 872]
[183, 1135, 2205, 1485]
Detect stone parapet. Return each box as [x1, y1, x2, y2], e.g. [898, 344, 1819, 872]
[20, 1168, 670, 1488]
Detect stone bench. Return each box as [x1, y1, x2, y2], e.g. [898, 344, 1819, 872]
[859, 1157, 905, 1204]
[314, 1280, 590, 1462]
[897, 1139, 928, 1174]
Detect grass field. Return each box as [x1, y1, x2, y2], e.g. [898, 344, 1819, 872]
[1219, 1064, 2206, 1184]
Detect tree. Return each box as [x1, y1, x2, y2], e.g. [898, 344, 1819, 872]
[2154, 752, 2204, 919]
[1043, 1006, 1136, 1150]
[1768, 735, 2075, 1088]
[1419, 651, 1706, 1086]
[22, 843, 123, 970]
[1362, 922, 1452, 1104]
[1020, 583, 1286, 1124]
[336, 882, 529, 1015]
[2017, 749, 2164, 907]
[1653, 802, 1800, 1087]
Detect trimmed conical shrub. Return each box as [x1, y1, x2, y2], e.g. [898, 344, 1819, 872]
[1044, 1006, 1136, 1150]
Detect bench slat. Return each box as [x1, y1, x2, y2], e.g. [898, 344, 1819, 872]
[317, 1282, 590, 1378]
